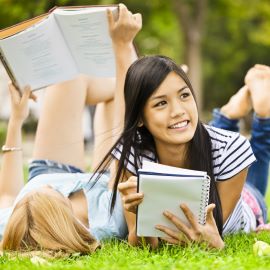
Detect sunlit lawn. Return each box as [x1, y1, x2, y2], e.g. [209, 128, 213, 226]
[2, 233, 270, 270]
[1, 171, 270, 270]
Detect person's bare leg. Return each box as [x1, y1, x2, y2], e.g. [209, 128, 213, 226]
[245, 64, 270, 118]
[92, 99, 120, 170]
[33, 75, 115, 170]
[220, 85, 252, 119]
[244, 64, 270, 196]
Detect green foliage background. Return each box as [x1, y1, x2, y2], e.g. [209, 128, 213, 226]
[0, 0, 270, 111]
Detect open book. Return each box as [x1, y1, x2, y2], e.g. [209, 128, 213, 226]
[136, 161, 210, 237]
[0, 5, 119, 91]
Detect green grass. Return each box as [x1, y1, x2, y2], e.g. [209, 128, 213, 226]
[2, 234, 270, 270]
[2, 172, 270, 269]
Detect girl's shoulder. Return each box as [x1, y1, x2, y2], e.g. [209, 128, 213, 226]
[205, 125, 239, 144]
[204, 125, 256, 181]
[111, 143, 156, 175]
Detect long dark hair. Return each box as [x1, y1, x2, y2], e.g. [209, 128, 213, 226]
[93, 55, 223, 235]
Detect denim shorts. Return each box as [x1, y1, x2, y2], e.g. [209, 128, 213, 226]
[28, 159, 84, 181]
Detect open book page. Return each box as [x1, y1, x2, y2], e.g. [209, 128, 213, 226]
[0, 14, 77, 90]
[53, 7, 117, 77]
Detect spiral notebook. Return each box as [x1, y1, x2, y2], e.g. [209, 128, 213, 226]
[136, 161, 210, 237]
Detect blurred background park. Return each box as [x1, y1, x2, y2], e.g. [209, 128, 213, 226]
[0, 0, 270, 159]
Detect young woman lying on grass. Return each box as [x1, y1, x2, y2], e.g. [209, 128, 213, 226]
[0, 74, 129, 255]
[95, 4, 270, 249]
[0, 5, 140, 256]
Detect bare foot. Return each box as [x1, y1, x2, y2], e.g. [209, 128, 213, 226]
[220, 85, 252, 119]
[245, 65, 270, 118]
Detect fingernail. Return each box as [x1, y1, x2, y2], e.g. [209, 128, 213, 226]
[163, 211, 169, 216]
[180, 203, 186, 209]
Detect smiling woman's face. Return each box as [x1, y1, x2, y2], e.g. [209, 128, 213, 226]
[143, 71, 198, 152]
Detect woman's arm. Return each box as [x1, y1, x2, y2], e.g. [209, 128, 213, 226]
[107, 4, 141, 140]
[107, 4, 156, 247]
[117, 169, 159, 248]
[217, 169, 248, 223]
[0, 84, 34, 208]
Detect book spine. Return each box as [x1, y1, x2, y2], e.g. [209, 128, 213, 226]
[0, 46, 20, 90]
[198, 175, 211, 225]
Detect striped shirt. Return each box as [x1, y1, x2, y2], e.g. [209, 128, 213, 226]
[112, 125, 257, 234]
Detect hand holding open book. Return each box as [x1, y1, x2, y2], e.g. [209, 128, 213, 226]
[0, 5, 119, 91]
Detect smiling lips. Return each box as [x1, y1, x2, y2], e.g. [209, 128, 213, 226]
[168, 120, 189, 129]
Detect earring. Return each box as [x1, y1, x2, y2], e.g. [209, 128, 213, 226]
[138, 120, 143, 127]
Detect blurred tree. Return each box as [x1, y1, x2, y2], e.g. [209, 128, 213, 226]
[0, 0, 112, 28]
[203, 0, 270, 110]
[172, 0, 208, 112]
[119, 0, 183, 62]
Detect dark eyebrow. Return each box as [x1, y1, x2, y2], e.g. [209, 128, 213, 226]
[150, 86, 189, 100]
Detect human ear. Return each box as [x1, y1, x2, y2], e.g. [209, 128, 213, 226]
[138, 119, 143, 127]
[180, 64, 188, 73]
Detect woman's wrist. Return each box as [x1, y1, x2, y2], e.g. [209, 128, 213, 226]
[113, 43, 137, 70]
[4, 116, 23, 148]
[113, 42, 134, 53]
[9, 115, 25, 127]
[128, 233, 159, 248]
[128, 231, 140, 246]
[128, 226, 159, 248]
[1, 145, 22, 153]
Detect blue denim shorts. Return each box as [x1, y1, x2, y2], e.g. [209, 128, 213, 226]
[28, 159, 84, 181]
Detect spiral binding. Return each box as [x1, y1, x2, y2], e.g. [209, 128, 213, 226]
[198, 175, 211, 225]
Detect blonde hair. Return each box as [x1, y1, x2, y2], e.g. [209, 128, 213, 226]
[0, 191, 99, 255]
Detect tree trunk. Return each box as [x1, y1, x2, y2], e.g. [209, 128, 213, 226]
[171, 0, 208, 112]
[186, 36, 202, 111]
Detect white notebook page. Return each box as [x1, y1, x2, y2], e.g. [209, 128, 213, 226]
[137, 161, 209, 237]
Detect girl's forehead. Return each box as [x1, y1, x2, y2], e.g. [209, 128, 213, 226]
[152, 73, 187, 96]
